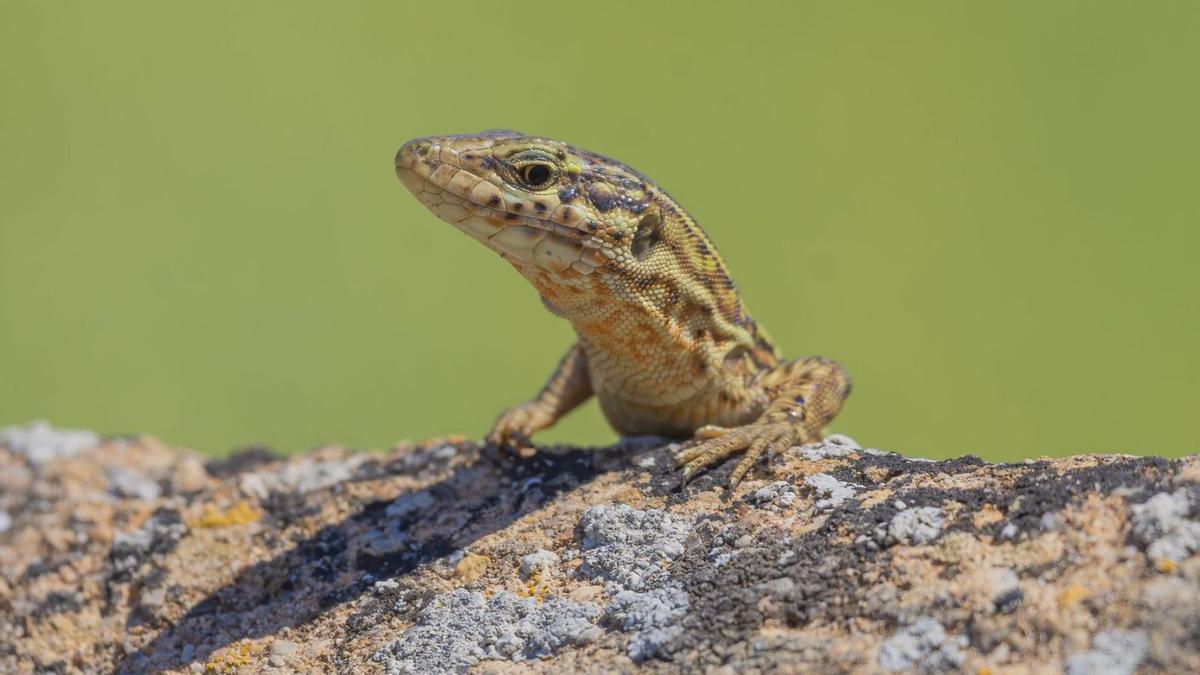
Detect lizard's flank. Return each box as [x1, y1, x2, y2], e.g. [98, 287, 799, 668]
[394, 130, 851, 488]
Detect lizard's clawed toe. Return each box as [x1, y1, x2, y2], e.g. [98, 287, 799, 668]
[487, 402, 557, 458]
[675, 423, 797, 489]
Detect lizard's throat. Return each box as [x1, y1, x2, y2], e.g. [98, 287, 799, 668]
[452, 211, 602, 280]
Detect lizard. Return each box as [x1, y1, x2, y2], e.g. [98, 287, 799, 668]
[394, 130, 851, 489]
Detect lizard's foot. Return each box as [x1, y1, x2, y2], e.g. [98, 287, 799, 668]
[675, 422, 805, 489]
[487, 403, 553, 459]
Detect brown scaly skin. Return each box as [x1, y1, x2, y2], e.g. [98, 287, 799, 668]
[394, 130, 851, 488]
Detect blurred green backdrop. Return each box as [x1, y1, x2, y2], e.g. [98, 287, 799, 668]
[1, 1, 1197, 460]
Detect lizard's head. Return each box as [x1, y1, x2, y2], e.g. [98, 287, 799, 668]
[394, 131, 769, 362]
[395, 130, 668, 284]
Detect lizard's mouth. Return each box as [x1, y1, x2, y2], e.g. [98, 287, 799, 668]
[395, 138, 606, 277]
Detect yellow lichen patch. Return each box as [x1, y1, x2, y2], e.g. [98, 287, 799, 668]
[972, 504, 1004, 529]
[192, 500, 262, 528]
[518, 571, 551, 602]
[203, 641, 254, 674]
[1058, 583, 1088, 609]
[1157, 558, 1178, 573]
[453, 553, 491, 582]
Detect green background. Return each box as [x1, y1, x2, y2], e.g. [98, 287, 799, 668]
[2, 1, 1197, 460]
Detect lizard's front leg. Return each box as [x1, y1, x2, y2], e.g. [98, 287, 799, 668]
[488, 342, 593, 457]
[675, 356, 851, 488]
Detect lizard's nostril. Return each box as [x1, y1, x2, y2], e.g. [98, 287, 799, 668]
[396, 139, 433, 166]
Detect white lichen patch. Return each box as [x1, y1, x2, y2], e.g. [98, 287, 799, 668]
[605, 583, 689, 662]
[798, 434, 861, 460]
[1131, 489, 1200, 565]
[1065, 629, 1148, 675]
[374, 589, 601, 674]
[577, 504, 691, 592]
[878, 616, 966, 673]
[752, 481, 797, 508]
[239, 455, 372, 498]
[880, 506, 946, 546]
[0, 419, 100, 465]
[804, 473, 859, 510]
[520, 549, 560, 580]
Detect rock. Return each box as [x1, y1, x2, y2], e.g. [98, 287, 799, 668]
[238, 455, 369, 499]
[1040, 510, 1066, 532]
[451, 553, 490, 582]
[985, 567, 1022, 613]
[385, 490, 435, 519]
[372, 589, 601, 673]
[270, 639, 298, 657]
[519, 549, 559, 579]
[0, 419, 100, 464]
[797, 434, 861, 460]
[878, 617, 966, 672]
[1, 433, 1198, 673]
[577, 504, 691, 592]
[359, 523, 411, 560]
[605, 583, 689, 662]
[804, 473, 858, 510]
[108, 466, 162, 501]
[1065, 629, 1148, 675]
[751, 480, 796, 508]
[999, 522, 1019, 539]
[110, 507, 188, 578]
[883, 506, 946, 546]
[204, 446, 280, 478]
[1131, 489, 1200, 564]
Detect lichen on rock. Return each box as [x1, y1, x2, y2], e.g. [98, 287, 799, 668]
[577, 503, 691, 592]
[372, 589, 601, 673]
[804, 472, 858, 510]
[883, 505, 946, 546]
[2, 425, 1199, 673]
[878, 616, 966, 673]
[1131, 488, 1200, 565]
[605, 582, 689, 662]
[1065, 629, 1148, 675]
[0, 419, 99, 465]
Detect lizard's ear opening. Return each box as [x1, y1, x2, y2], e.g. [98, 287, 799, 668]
[630, 206, 663, 261]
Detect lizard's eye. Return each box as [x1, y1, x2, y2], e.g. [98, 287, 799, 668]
[508, 152, 560, 191]
[515, 162, 557, 190]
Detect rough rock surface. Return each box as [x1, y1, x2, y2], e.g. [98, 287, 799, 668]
[3, 421, 1200, 673]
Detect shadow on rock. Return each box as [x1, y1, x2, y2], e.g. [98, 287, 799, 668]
[117, 446, 603, 673]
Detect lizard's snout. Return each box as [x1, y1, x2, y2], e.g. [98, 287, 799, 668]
[394, 138, 442, 195]
[395, 138, 433, 167]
